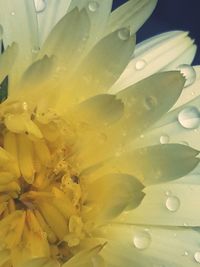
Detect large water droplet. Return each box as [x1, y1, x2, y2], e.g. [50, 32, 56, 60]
[177, 64, 196, 88]
[178, 107, 200, 129]
[144, 96, 157, 111]
[160, 135, 170, 144]
[88, 1, 99, 12]
[11, 11, 15, 16]
[165, 196, 180, 212]
[194, 251, 200, 263]
[133, 230, 151, 250]
[34, 0, 46, 13]
[135, 59, 147, 70]
[118, 28, 130, 41]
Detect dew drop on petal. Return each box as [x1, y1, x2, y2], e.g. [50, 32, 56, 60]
[118, 28, 130, 41]
[144, 96, 157, 111]
[133, 230, 151, 250]
[173, 233, 177, 238]
[22, 102, 28, 111]
[32, 46, 40, 54]
[178, 107, 200, 129]
[34, 0, 46, 13]
[165, 196, 180, 212]
[88, 1, 99, 12]
[165, 190, 171, 196]
[160, 135, 170, 144]
[194, 251, 200, 263]
[177, 64, 196, 88]
[135, 59, 147, 70]
[184, 251, 189, 256]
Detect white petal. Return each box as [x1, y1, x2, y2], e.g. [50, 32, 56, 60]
[38, 9, 90, 69]
[21, 55, 55, 86]
[0, 43, 18, 83]
[171, 66, 200, 110]
[164, 45, 197, 71]
[106, 0, 158, 35]
[69, 0, 113, 49]
[116, 183, 200, 227]
[172, 174, 200, 185]
[133, 117, 200, 151]
[86, 0, 113, 48]
[134, 67, 200, 150]
[0, 0, 39, 87]
[111, 31, 196, 93]
[100, 224, 200, 267]
[62, 245, 104, 267]
[35, 0, 72, 45]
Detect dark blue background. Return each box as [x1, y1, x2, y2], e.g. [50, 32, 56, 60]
[112, 0, 200, 64]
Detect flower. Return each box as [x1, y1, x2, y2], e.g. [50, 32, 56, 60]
[0, 0, 199, 266]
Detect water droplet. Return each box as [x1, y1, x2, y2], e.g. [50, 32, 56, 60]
[118, 28, 130, 41]
[160, 135, 170, 144]
[34, 0, 46, 13]
[22, 102, 28, 111]
[133, 231, 151, 250]
[184, 251, 189, 256]
[32, 47, 40, 54]
[194, 251, 200, 263]
[88, 1, 99, 12]
[144, 96, 157, 111]
[178, 106, 200, 129]
[135, 59, 147, 70]
[177, 64, 196, 88]
[11, 11, 15, 16]
[165, 190, 172, 196]
[165, 196, 180, 212]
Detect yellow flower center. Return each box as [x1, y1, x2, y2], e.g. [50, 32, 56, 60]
[0, 99, 92, 264]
